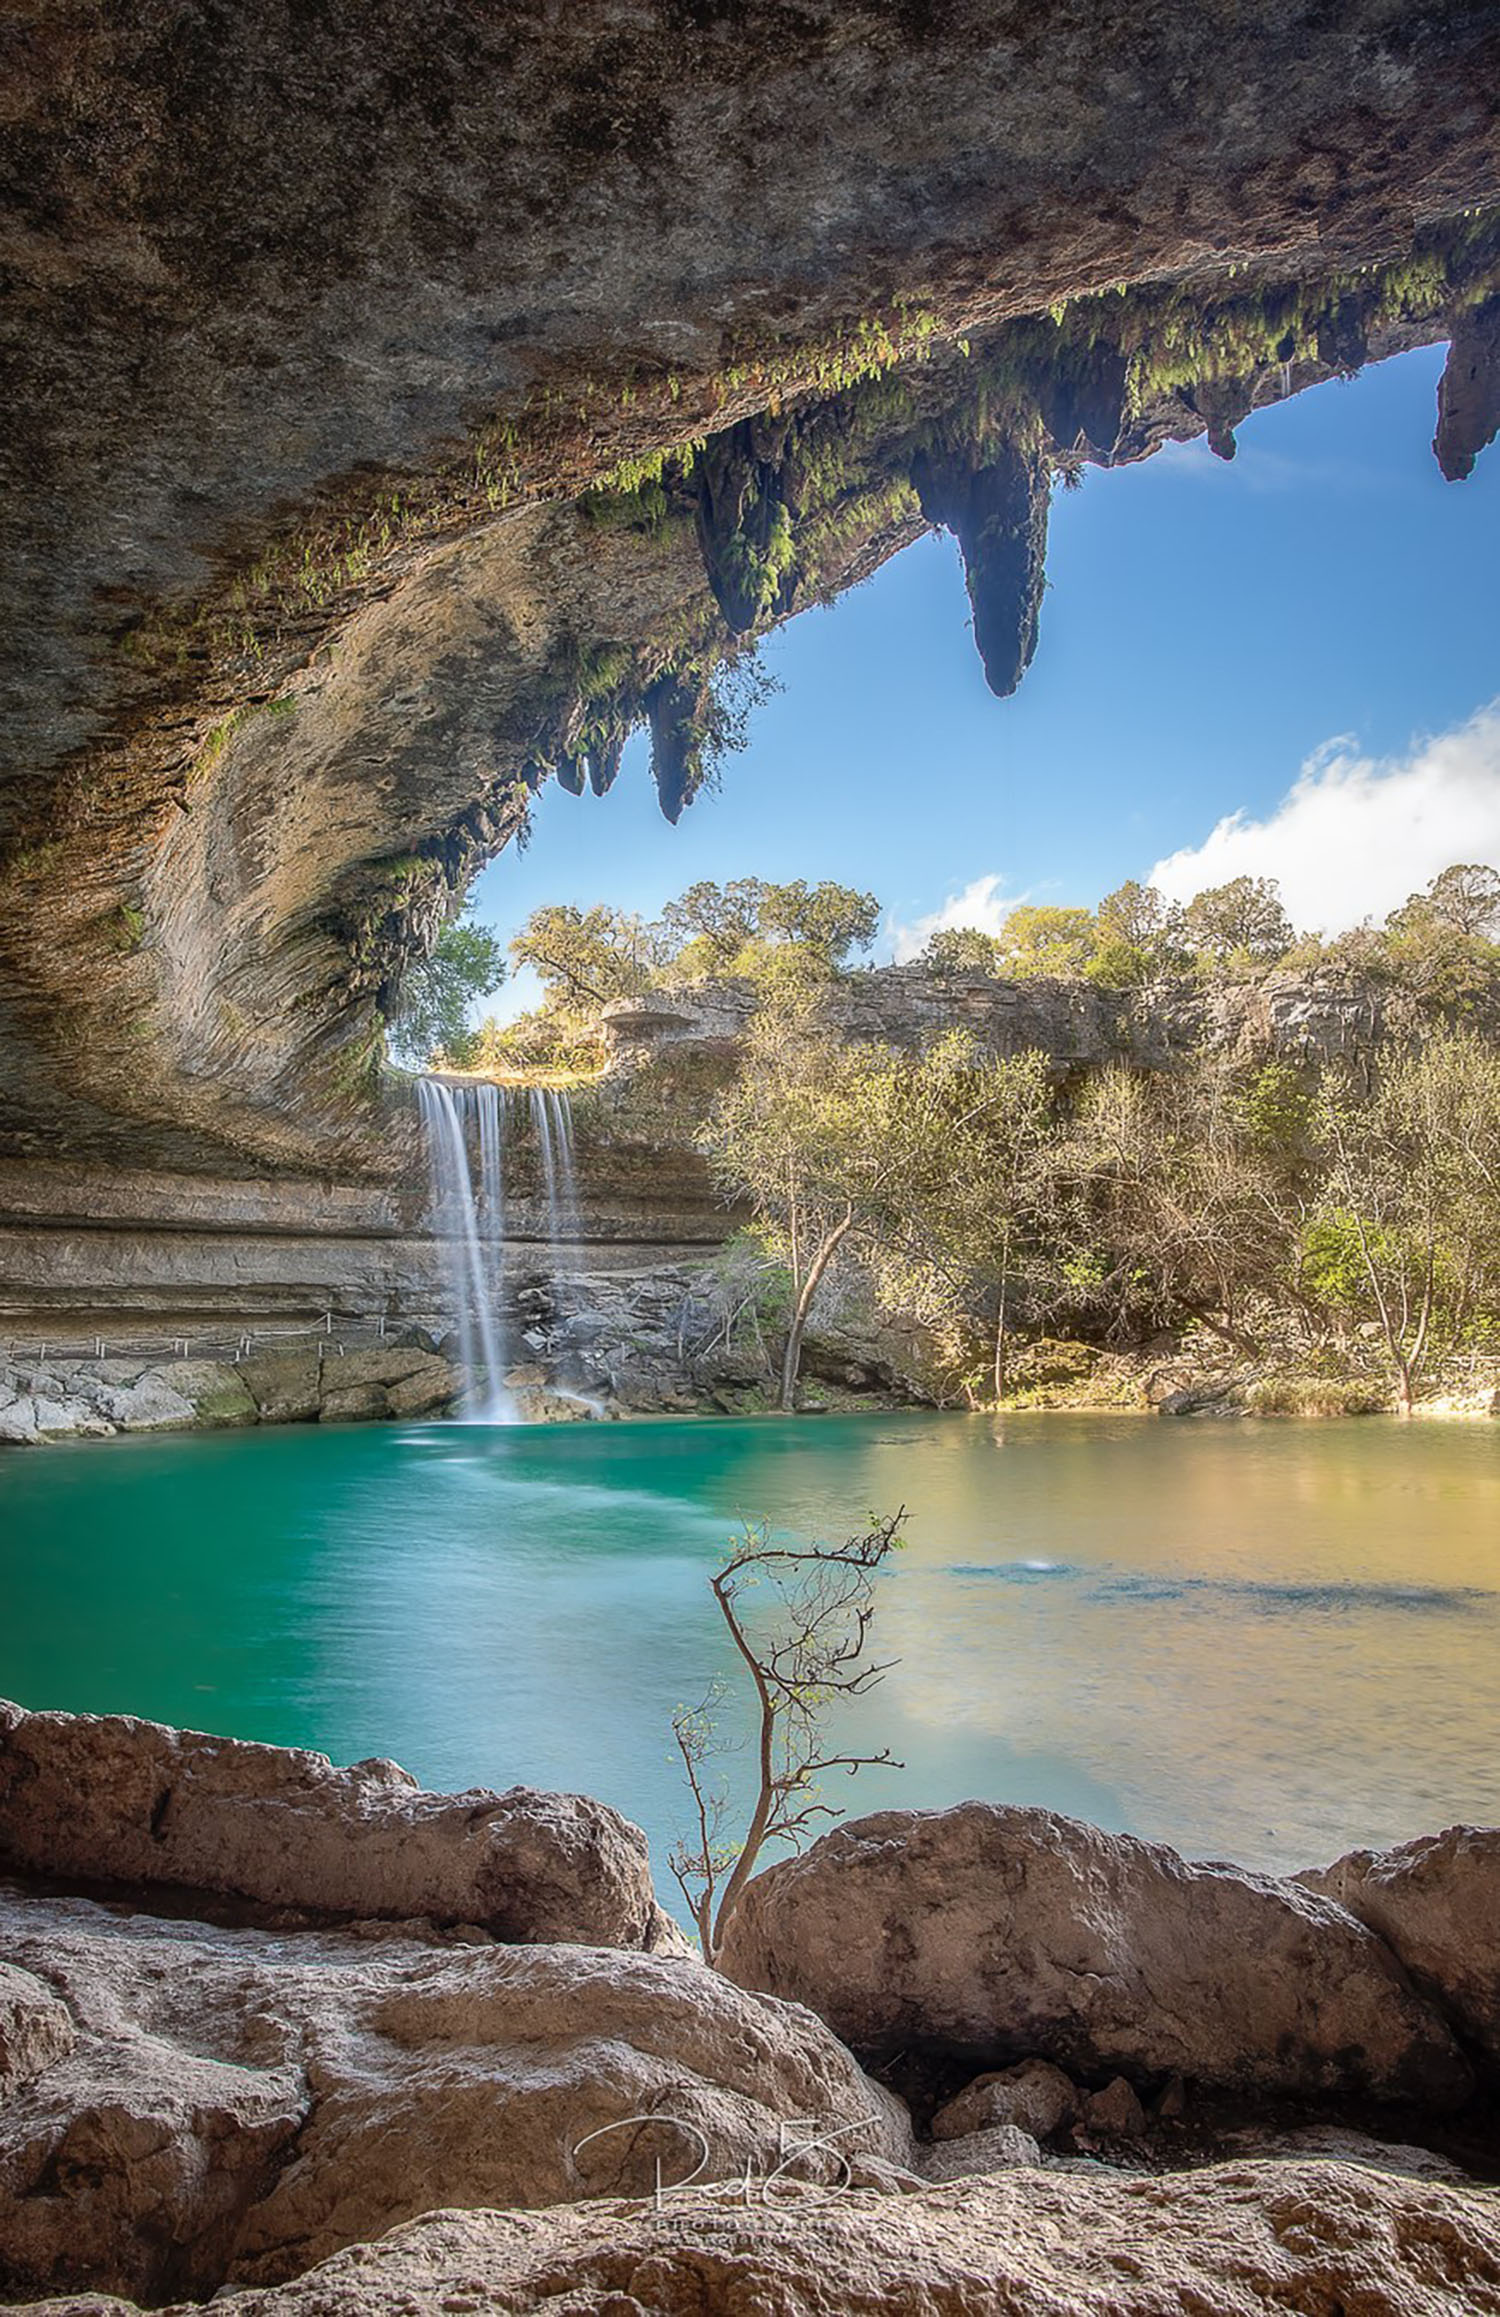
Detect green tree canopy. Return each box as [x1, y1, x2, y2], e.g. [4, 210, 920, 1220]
[389, 910, 507, 1067]
[921, 924, 1004, 974]
[508, 903, 668, 1007]
[1408, 862, 1500, 939]
[1181, 875, 1295, 966]
[995, 904, 1098, 977]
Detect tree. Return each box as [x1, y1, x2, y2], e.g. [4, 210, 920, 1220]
[1412, 863, 1500, 940]
[706, 995, 902, 1408]
[708, 1003, 1066, 1407]
[659, 878, 770, 973]
[755, 880, 881, 967]
[1182, 876, 1295, 967]
[1380, 864, 1500, 1005]
[1089, 882, 1188, 986]
[994, 903, 1097, 977]
[663, 876, 879, 982]
[863, 1044, 1059, 1399]
[389, 909, 507, 1066]
[671, 1513, 904, 1967]
[508, 902, 667, 1007]
[921, 924, 1003, 974]
[1055, 1053, 1303, 1352]
[1310, 1027, 1500, 1412]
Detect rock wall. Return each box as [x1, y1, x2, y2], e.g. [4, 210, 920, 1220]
[1, 964, 1466, 1374]
[601, 961, 1426, 1075]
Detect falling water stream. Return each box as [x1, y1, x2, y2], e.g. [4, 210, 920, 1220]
[417, 1079, 577, 1421]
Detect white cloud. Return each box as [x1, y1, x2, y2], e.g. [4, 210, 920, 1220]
[886, 872, 1020, 964]
[1149, 702, 1500, 935]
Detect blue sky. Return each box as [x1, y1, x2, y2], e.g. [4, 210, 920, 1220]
[475, 344, 1498, 1012]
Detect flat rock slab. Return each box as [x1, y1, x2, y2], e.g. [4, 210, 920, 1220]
[0, 1885, 908, 2303]
[0, 1701, 675, 1951]
[13, 2159, 1500, 2316]
[719, 1802, 1473, 2111]
[1302, 1825, 1500, 2070]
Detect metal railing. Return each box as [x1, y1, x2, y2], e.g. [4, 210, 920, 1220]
[0, 1312, 446, 1369]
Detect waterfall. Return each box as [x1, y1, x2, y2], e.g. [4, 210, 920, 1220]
[530, 1087, 577, 1259]
[416, 1078, 513, 1421]
[416, 1079, 582, 1421]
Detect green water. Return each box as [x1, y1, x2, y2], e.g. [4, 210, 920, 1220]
[2, 1411, 1498, 1886]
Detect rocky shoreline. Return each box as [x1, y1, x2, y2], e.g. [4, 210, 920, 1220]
[1, 1703, 1498, 2312]
[6, 1335, 1497, 1448]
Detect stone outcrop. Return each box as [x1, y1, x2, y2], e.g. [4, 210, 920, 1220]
[718, 1803, 1473, 2110]
[17, 2161, 1500, 2317]
[1302, 1827, 1500, 2073]
[0, 1344, 466, 1444]
[0, 1704, 677, 1953]
[600, 960, 1484, 1078]
[0, 1886, 908, 2303]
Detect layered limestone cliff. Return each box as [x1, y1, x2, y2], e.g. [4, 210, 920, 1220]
[0, 965, 1438, 1365]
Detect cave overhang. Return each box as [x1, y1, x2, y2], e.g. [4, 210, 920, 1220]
[2, 3, 1498, 1178]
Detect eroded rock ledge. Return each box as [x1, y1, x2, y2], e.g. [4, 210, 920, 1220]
[15, 2167, 1500, 2317]
[0, 1701, 680, 1953]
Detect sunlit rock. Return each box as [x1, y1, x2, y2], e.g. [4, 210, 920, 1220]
[1301, 1826, 1500, 2073]
[718, 1802, 1474, 2111]
[0, 1887, 909, 2303]
[20, 2160, 1500, 2317]
[0, 1704, 674, 1952]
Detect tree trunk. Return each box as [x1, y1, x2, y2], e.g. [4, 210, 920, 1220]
[778, 1212, 852, 1412]
[992, 1228, 1011, 1404]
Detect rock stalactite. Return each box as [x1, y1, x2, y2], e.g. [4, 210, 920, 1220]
[1434, 296, 1500, 481]
[911, 441, 1052, 698]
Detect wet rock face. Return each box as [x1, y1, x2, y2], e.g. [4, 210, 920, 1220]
[718, 1802, 1474, 2111]
[23, 2161, 1500, 2317]
[0, 1886, 908, 2303]
[0, 1704, 676, 1952]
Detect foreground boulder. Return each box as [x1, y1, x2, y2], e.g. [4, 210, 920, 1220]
[719, 1804, 1472, 2110]
[1302, 1826, 1500, 2071]
[0, 1703, 676, 1951]
[15, 2160, 1500, 2317]
[0, 1885, 909, 2303]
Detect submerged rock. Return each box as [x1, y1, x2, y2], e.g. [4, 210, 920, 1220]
[718, 1803, 1473, 2111]
[0, 1886, 908, 2303]
[21, 2159, 1500, 2316]
[0, 1703, 675, 1952]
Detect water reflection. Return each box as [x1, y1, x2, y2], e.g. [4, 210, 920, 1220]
[0, 1412, 1496, 1891]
